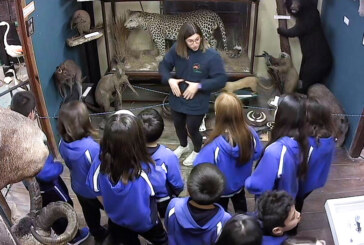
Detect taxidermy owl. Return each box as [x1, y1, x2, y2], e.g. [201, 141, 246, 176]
[70, 10, 91, 36]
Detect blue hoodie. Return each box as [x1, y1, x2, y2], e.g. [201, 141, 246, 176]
[245, 137, 301, 198]
[262, 235, 288, 245]
[59, 136, 100, 198]
[36, 155, 70, 202]
[194, 127, 263, 196]
[297, 136, 335, 198]
[86, 157, 166, 232]
[165, 197, 231, 245]
[151, 145, 184, 199]
[159, 43, 227, 115]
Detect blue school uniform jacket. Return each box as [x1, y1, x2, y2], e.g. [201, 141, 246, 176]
[194, 127, 263, 196]
[165, 197, 231, 245]
[297, 136, 335, 198]
[151, 145, 184, 199]
[159, 43, 227, 115]
[262, 235, 288, 245]
[86, 157, 166, 233]
[245, 137, 301, 198]
[59, 136, 100, 199]
[36, 155, 70, 202]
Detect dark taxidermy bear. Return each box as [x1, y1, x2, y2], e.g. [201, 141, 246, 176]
[71, 10, 91, 36]
[278, 0, 332, 93]
[86, 57, 137, 112]
[54, 60, 84, 101]
[307, 84, 349, 147]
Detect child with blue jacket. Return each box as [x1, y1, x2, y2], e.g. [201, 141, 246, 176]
[296, 97, 336, 212]
[138, 108, 184, 218]
[58, 101, 108, 242]
[257, 191, 301, 245]
[194, 92, 263, 213]
[10, 92, 89, 244]
[165, 163, 231, 245]
[86, 112, 167, 245]
[245, 94, 309, 199]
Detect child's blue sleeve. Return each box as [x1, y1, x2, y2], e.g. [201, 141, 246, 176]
[193, 143, 216, 166]
[245, 145, 280, 196]
[86, 158, 102, 196]
[165, 152, 184, 196]
[251, 128, 263, 161]
[36, 155, 64, 182]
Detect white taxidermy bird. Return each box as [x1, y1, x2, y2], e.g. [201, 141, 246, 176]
[0, 21, 23, 64]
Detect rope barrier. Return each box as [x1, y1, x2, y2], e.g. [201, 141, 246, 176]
[34, 84, 363, 119]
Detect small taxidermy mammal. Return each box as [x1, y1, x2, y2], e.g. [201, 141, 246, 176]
[307, 84, 349, 147]
[266, 52, 298, 94]
[71, 10, 91, 36]
[54, 60, 83, 101]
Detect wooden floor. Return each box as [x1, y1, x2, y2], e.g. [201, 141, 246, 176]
[3, 103, 364, 244]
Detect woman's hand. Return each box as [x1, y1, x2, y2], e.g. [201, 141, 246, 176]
[183, 81, 199, 100]
[168, 78, 184, 97]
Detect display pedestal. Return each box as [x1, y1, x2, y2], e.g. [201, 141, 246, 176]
[325, 196, 364, 245]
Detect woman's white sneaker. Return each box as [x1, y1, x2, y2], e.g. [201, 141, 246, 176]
[183, 151, 198, 166]
[174, 144, 191, 159]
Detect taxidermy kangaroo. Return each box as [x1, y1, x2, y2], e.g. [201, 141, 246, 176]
[86, 58, 137, 112]
[54, 60, 84, 101]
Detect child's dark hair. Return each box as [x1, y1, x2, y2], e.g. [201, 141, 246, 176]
[58, 101, 98, 142]
[306, 97, 333, 142]
[137, 108, 164, 143]
[257, 190, 294, 235]
[10, 91, 36, 117]
[215, 214, 263, 245]
[187, 163, 225, 205]
[100, 113, 154, 184]
[268, 94, 309, 178]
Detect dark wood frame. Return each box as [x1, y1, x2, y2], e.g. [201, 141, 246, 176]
[349, 108, 364, 158]
[100, 0, 260, 79]
[14, 0, 59, 157]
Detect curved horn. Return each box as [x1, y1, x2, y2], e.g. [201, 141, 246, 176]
[31, 201, 78, 245]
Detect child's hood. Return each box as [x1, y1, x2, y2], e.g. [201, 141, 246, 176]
[278, 136, 301, 157]
[60, 136, 98, 161]
[174, 198, 227, 233]
[308, 136, 335, 154]
[215, 135, 240, 158]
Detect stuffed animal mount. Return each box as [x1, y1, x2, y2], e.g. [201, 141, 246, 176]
[307, 84, 349, 147]
[67, 10, 103, 47]
[54, 60, 85, 101]
[124, 9, 239, 61]
[256, 51, 299, 94]
[85, 57, 138, 113]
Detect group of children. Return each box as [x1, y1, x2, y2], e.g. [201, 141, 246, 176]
[9, 90, 335, 245]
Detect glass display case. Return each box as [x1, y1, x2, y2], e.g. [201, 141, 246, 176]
[99, 0, 259, 79]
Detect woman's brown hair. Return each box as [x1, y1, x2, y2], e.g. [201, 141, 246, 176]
[205, 92, 253, 164]
[176, 22, 209, 59]
[58, 101, 98, 142]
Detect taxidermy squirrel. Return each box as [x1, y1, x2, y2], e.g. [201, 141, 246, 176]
[54, 60, 84, 101]
[85, 57, 137, 113]
[70, 10, 91, 36]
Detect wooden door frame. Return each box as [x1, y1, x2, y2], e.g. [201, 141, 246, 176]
[349, 108, 364, 158]
[14, 0, 59, 157]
